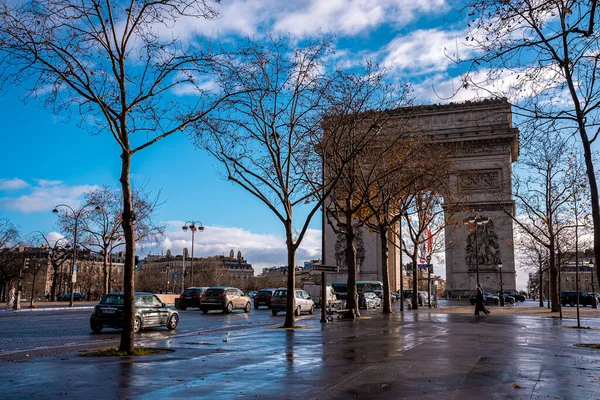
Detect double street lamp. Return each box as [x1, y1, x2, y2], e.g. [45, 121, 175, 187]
[52, 202, 100, 306]
[181, 221, 204, 287]
[464, 214, 490, 287]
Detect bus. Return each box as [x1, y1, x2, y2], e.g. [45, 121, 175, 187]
[330, 281, 384, 300]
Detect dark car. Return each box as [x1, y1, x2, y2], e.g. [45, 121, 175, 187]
[496, 293, 516, 304]
[177, 287, 209, 310]
[470, 293, 500, 305]
[502, 290, 526, 302]
[254, 288, 278, 309]
[200, 286, 251, 314]
[58, 292, 85, 301]
[561, 291, 595, 307]
[90, 292, 179, 334]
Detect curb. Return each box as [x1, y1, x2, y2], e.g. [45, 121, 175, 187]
[0, 306, 94, 313]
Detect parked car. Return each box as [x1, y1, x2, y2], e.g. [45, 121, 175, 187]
[495, 292, 516, 304]
[90, 292, 179, 334]
[177, 287, 209, 310]
[470, 293, 500, 305]
[58, 292, 85, 301]
[254, 288, 278, 309]
[403, 290, 429, 306]
[200, 286, 251, 314]
[359, 291, 381, 309]
[502, 290, 526, 302]
[271, 289, 315, 316]
[560, 291, 595, 307]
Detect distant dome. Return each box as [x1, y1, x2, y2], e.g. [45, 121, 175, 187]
[229, 249, 234, 259]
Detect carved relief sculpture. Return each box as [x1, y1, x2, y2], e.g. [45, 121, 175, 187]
[465, 219, 501, 268]
[334, 224, 366, 271]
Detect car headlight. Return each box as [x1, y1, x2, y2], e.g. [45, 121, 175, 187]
[91, 307, 98, 317]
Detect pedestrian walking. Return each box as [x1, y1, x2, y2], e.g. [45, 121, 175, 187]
[7, 287, 15, 310]
[474, 283, 490, 316]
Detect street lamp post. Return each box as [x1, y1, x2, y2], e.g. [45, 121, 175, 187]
[182, 221, 204, 287]
[53, 202, 99, 306]
[165, 263, 171, 294]
[464, 214, 490, 288]
[498, 263, 504, 307]
[426, 255, 432, 309]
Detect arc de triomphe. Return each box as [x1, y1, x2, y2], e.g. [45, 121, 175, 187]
[323, 99, 519, 296]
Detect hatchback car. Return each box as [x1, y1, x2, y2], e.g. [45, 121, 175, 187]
[254, 288, 278, 309]
[200, 286, 251, 314]
[271, 289, 315, 316]
[561, 291, 595, 307]
[177, 287, 209, 310]
[90, 292, 179, 334]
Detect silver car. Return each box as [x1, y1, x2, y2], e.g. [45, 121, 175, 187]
[271, 289, 315, 316]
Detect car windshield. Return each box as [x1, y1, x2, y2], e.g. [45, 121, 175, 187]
[205, 288, 225, 296]
[100, 294, 124, 305]
[258, 290, 272, 295]
[183, 289, 201, 296]
[274, 290, 286, 298]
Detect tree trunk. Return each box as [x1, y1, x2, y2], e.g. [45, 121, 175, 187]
[102, 249, 109, 295]
[581, 140, 600, 287]
[538, 257, 544, 307]
[50, 266, 58, 301]
[344, 213, 359, 318]
[118, 150, 136, 354]
[30, 271, 36, 307]
[549, 247, 559, 312]
[283, 220, 296, 328]
[412, 252, 418, 310]
[379, 228, 392, 313]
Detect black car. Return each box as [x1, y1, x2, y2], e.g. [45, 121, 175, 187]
[90, 292, 179, 334]
[254, 288, 277, 309]
[502, 290, 526, 302]
[58, 292, 85, 301]
[470, 293, 500, 305]
[561, 291, 595, 307]
[177, 287, 208, 310]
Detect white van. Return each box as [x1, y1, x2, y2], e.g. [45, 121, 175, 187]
[303, 284, 338, 307]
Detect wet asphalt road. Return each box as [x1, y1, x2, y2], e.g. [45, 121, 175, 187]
[0, 305, 305, 361]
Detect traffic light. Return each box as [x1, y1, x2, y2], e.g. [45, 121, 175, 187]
[134, 255, 139, 269]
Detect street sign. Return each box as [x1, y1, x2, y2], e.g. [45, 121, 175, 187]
[73, 265, 77, 272]
[312, 264, 339, 272]
[72, 271, 77, 283]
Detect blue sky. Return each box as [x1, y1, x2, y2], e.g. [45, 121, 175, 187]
[0, 0, 535, 286]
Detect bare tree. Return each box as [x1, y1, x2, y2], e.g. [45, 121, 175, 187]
[0, 0, 230, 353]
[0, 217, 19, 300]
[196, 37, 404, 327]
[58, 185, 165, 295]
[463, 0, 600, 287]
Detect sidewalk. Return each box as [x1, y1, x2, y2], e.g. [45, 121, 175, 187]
[2, 311, 600, 399]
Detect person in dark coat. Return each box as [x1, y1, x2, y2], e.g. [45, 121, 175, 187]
[474, 284, 490, 316]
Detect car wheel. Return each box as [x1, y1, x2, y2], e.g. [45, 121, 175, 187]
[133, 316, 142, 334]
[201, 308, 209, 314]
[570, 301, 575, 307]
[167, 314, 178, 330]
[254, 303, 259, 309]
[179, 305, 187, 311]
[309, 305, 314, 315]
[90, 322, 103, 333]
[272, 310, 278, 316]
[224, 302, 233, 314]
[244, 302, 251, 313]
[295, 306, 301, 316]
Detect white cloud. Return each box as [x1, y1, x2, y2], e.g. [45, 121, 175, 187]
[36, 179, 63, 187]
[384, 28, 472, 75]
[143, 221, 321, 274]
[0, 178, 29, 190]
[0, 182, 99, 213]
[156, 0, 449, 40]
